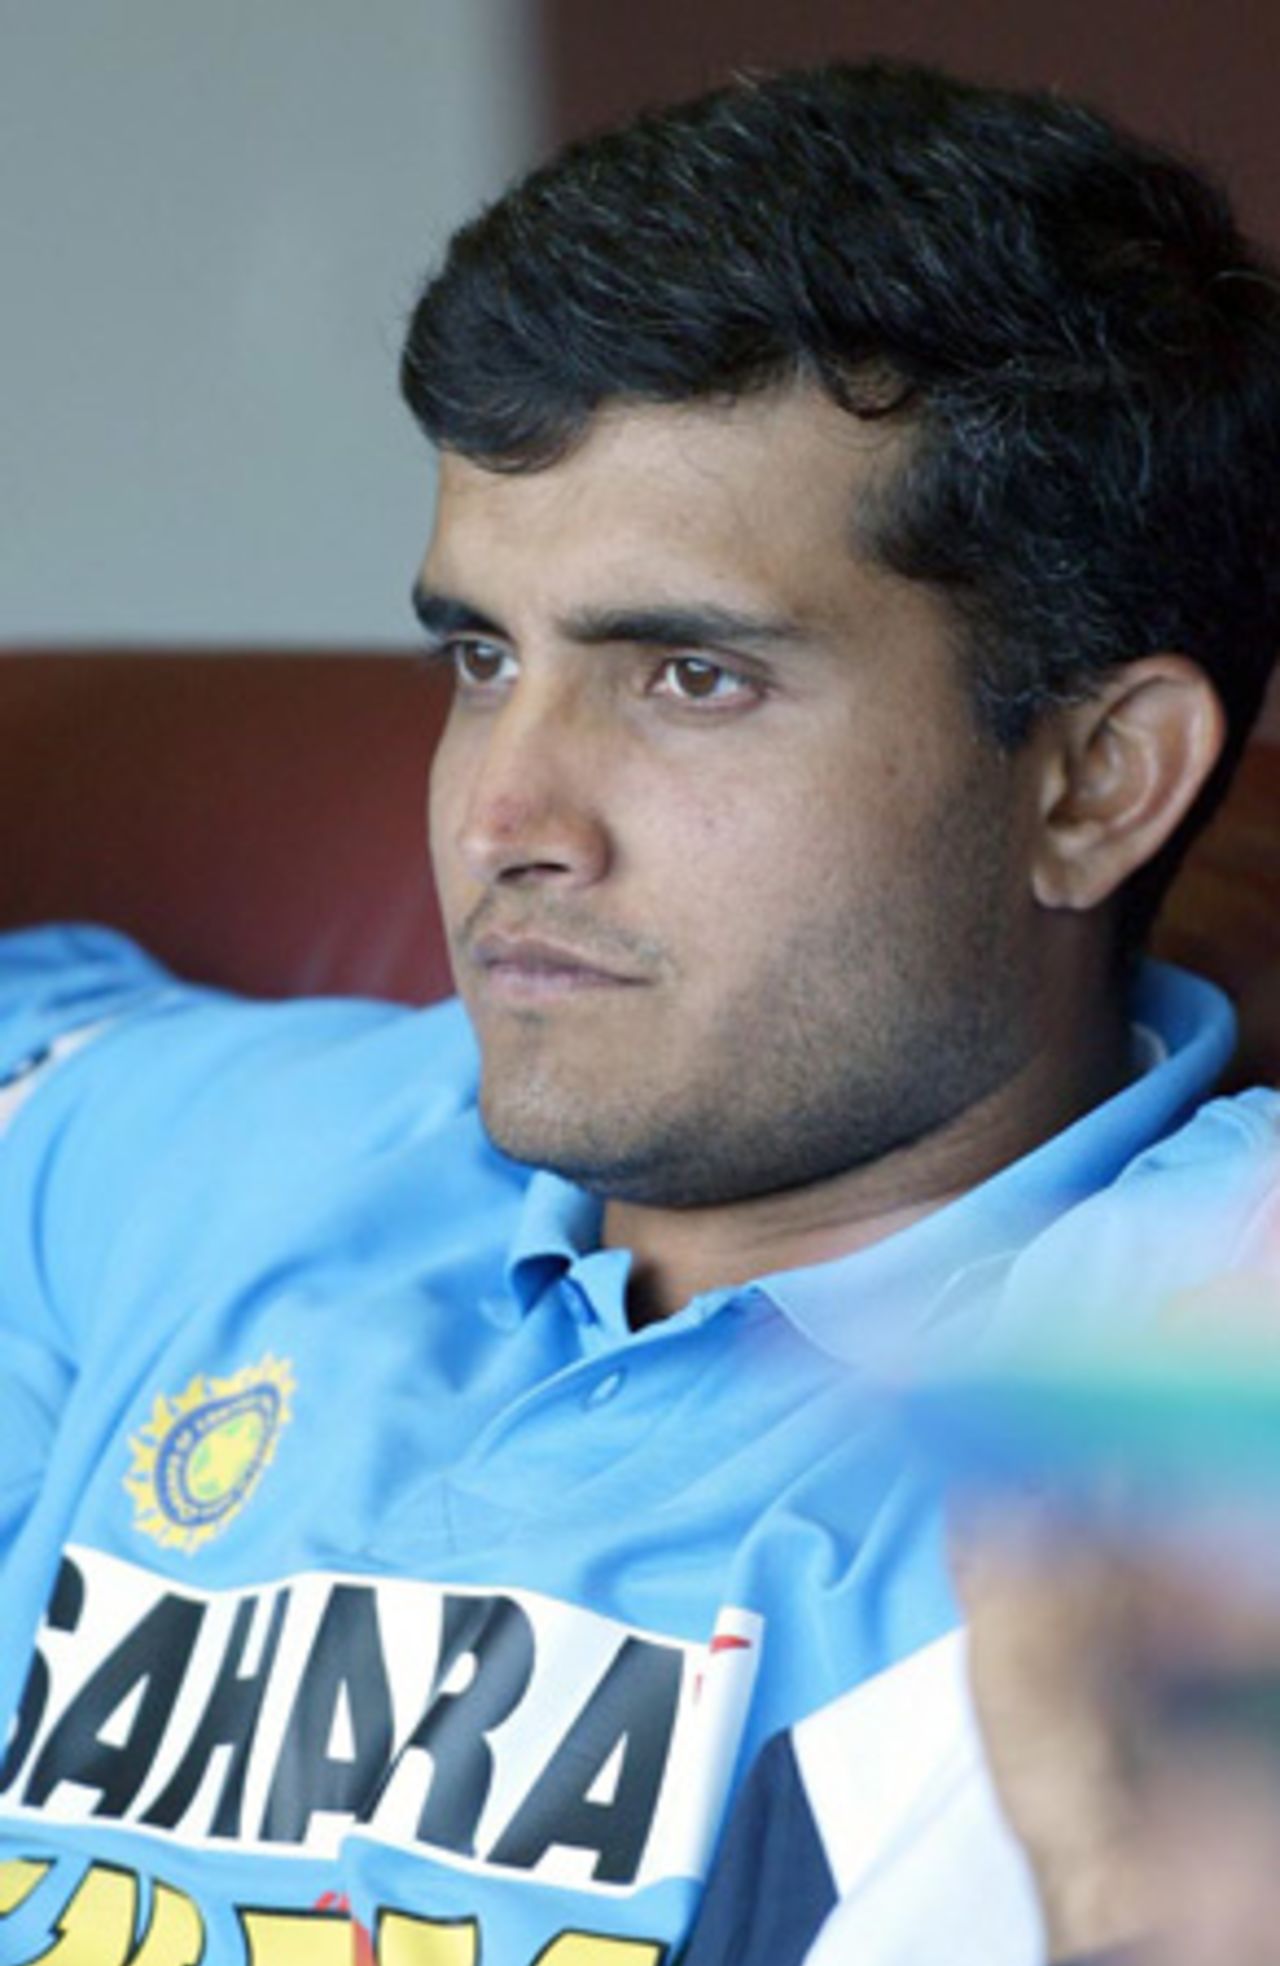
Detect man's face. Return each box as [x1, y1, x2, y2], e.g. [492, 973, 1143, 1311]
[422, 389, 1042, 1209]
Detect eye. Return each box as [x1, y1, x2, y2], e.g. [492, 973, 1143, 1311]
[448, 639, 517, 690]
[652, 655, 755, 705]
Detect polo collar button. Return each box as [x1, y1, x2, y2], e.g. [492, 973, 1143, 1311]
[584, 1368, 626, 1409]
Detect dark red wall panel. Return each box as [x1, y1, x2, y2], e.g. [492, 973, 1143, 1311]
[541, 0, 1280, 246]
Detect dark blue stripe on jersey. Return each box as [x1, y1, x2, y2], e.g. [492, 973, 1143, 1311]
[680, 1727, 836, 1966]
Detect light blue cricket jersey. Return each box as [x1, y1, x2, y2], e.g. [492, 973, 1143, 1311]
[0, 924, 1273, 1966]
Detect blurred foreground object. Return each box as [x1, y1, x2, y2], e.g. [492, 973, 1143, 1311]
[958, 1496, 1280, 1966]
[934, 1275, 1280, 1964]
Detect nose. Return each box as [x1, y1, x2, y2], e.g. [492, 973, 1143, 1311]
[441, 682, 612, 891]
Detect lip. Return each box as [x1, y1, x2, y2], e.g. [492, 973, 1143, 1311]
[467, 932, 647, 999]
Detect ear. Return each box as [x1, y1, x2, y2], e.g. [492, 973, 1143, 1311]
[1030, 656, 1225, 913]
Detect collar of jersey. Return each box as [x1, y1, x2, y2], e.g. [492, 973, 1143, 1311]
[502, 1175, 605, 1322]
[500, 961, 1235, 1355]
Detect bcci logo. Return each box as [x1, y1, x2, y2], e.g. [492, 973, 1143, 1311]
[124, 1355, 296, 1554]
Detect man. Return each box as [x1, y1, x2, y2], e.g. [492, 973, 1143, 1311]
[0, 59, 1277, 1966]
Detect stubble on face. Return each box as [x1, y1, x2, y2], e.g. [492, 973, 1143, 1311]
[470, 745, 1030, 1211]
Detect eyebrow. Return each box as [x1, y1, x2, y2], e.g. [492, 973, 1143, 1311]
[411, 586, 803, 654]
[411, 588, 503, 641]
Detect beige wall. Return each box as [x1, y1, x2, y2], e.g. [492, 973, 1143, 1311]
[2, 2, 547, 646]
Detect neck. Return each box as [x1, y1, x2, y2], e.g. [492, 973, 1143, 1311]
[606, 993, 1134, 1326]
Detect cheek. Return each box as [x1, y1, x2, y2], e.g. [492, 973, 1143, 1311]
[426, 751, 448, 840]
[644, 779, 860, 948]
[425, 744, 472, 930]
[670, 752, 988, 975]
[426, 723, 467, 857]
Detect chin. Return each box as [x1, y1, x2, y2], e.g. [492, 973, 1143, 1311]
[478, 1082, 599, 1173]
[476, 1084, 671, 1199]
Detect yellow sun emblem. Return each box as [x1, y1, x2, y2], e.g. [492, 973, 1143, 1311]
[123, 1355, 296, 1554]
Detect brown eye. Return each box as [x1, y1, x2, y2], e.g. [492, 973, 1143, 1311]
[656, 656, 749, 702]
[452, 640, 515, 688]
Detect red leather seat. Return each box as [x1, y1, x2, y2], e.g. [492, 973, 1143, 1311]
[1, 653, 453, 1006]
[2, 650, 1277, 1081]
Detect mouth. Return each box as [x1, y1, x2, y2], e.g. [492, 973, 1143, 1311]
[467, 932, 648, 1003]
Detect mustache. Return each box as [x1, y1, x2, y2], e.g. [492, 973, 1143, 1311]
[456, 894, 668, 975]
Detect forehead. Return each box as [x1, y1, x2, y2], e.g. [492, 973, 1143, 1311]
[421, 389, 909, 623]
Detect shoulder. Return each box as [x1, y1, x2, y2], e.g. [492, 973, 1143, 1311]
[0, 926, 487, 1339]
[1128, 1082, 1280, 1166]
[0, 921, 479, 1145]
[1105, 1085, 1279, 1251]
[1006, 1086, 1279, 1337]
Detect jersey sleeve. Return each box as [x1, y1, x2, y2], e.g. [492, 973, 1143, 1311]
[0, 925, 181, 1553]
[0, 923, 176, 1117]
